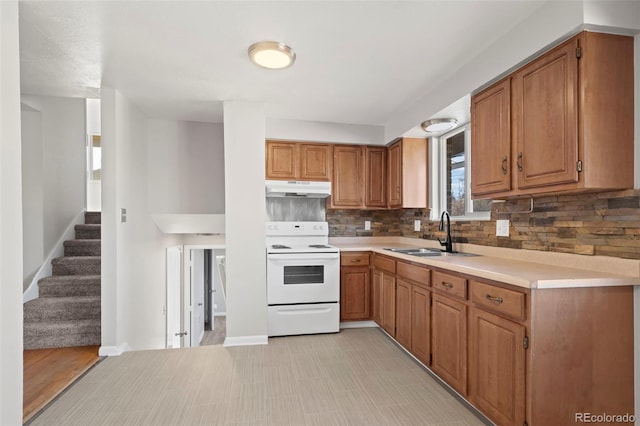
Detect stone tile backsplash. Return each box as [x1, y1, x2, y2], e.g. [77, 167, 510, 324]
[327, 189, 640, 259]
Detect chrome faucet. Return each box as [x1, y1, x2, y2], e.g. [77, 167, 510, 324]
[438, 211, 453, 253]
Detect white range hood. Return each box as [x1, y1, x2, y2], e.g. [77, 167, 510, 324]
[266, 180, 332, 198]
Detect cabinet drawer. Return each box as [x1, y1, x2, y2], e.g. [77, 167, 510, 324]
[397, 261, 430, 286]
[432, 271, 466, 300]
[373, 255, 396, 274]
[341, 252, 370, 267]
[470, 281, 525, 321]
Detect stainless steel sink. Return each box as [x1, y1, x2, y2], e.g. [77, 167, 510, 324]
[384, 247, 479, 258]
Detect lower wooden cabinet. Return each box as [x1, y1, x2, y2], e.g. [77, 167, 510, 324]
[341, 252, 634, 426]
[431, 293, 467, 396]
[381, 273, 396, 336]
[395, 279, 412, 348]
[340, 267, 370, 321]
[468, 308, 525, 426]
[411, 284, 431, 366]
[371, 269, 382, 324]
[340, 253, 371, 321]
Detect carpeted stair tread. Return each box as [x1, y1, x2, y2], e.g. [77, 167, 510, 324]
[64, 239, 101, 256]
[74, 224, 101, 239]
[84, 211, 101, 225]
[24, 319, 101, 349]
[25, 211, 102, 349]
[38, 275, 100, 297]
[24, 296, 101, 322]
[52, 256, 100, 276]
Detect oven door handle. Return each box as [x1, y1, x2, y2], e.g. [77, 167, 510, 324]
[267, 253, 339, 261]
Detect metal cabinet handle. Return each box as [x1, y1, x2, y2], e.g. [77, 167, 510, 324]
[517, 152, 523, 172]
[441, 282, 454, 289]
[350, 259, 361, 263]
[486, 294, 504, 304]
[174, 332, 188, 337]
[501, 156, 508, 175]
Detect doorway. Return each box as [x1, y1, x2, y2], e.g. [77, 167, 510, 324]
[166, 245, 226, 348]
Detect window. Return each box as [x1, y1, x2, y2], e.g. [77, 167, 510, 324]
[430, 124, 491, 220]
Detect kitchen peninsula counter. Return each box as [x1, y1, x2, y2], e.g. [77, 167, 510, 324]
[330, 236, 640, 289]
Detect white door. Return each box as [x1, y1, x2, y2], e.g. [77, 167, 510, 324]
[191, 250, 205, 346]
[166, 246, 182, 348]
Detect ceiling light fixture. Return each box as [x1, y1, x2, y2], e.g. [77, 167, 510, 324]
[421, 118, 458, 133]
[248, 41, 296, 70]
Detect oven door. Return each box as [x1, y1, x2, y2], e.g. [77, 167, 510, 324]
[267, 252, 340, 305]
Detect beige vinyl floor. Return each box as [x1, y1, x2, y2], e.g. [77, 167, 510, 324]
[30, 328, 488, 425]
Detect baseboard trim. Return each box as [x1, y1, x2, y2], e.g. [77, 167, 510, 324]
[223, 335, 268, 347]
[340, 320, 379, 329]
[99, 343, 130, 357]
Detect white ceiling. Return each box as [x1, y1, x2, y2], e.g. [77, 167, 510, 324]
[18, 1, 547, 136]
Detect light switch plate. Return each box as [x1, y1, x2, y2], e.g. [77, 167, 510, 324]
[365, 220, 371, 231]
[496, 219, 510, 237]
[414, 220, 421, 232]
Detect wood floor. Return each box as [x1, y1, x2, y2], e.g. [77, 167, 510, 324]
[23, 345, 100, 424]
[29, 329, 488, 425]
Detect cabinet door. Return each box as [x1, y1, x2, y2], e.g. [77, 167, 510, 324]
[266, 141, 297, 179]
[365, 146, 386, 207]
[381, 273, 396, 336]
[387, 141, 402, 208]
[512, 38, 579, 189]
[411, 284, 431, 366]
[331, 145, 363, 208]
[371, 270, 383, 325]
[432, 293, 467, 395]
[340, 267, 370, 321]
[469, 309, 525, 426]
[395, 279, 412, 348]
[299, 143, 332, 181]
[471, 79, 512, 196]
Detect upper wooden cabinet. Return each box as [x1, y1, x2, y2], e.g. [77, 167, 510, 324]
[387, 138, 428, 208]
[265, 140, 332, 181]
[331, 145, 389, 209]
[365, 146, 386, 208]
[471, 78, 511, 196]
[331, 145, 363, 208]
[471, 31, 634, 198]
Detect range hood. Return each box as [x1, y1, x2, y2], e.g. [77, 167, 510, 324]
[266, 180, 332, 198]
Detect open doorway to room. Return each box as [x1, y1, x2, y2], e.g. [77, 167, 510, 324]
[166, 246, 226, 348]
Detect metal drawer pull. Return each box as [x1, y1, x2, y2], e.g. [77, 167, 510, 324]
[441, 282, 454, 289]
[501, 156, 508, 175]
[517, 152, 523, 172]
[486, 294, 504, 304]
[350, 259, 361, 263]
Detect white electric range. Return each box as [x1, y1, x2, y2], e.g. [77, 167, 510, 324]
[265, 221, 340, 337]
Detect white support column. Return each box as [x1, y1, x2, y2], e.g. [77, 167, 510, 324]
[222, 101, 268, 346]
[0, 1, 24, 423]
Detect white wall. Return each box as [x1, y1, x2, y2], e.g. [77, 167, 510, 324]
[100, 88, 118, 354]
[148, 119, 224, 214]
[384, 1, 585, 141]
[101, 89, 182, 354]
[267, 118, 385, 145]
[21, 106, 44, 290]
[0, 1, 24, 424]
[223, 101, 267, 344]
[20, 95, 86, 255]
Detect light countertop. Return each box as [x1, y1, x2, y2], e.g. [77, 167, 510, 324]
[330, 237, 640, 290]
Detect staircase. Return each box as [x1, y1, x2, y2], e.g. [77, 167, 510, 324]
[24, 211, 101, 349]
